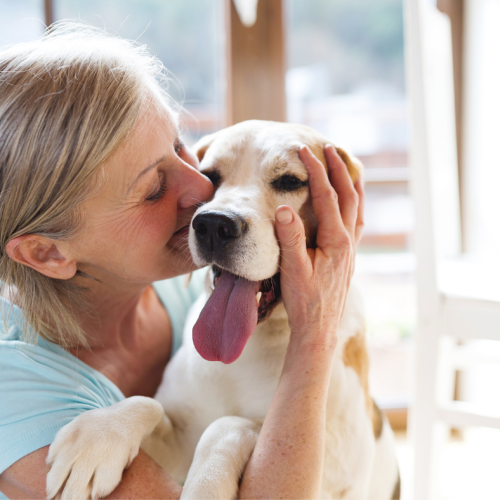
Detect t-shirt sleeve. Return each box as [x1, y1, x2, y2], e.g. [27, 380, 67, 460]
[0, 340, 124, 474]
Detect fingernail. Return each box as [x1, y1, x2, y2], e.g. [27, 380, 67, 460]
[276, 209, 293, 224]
[326, 144, 339, 158]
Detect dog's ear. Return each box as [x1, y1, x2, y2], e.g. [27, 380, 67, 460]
[335, 147, 363, 184]
[308, 142, 362, 184]
[193, 132, 217, 163]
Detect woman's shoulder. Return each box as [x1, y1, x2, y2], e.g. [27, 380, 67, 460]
[0, 318, 124, 474]
[0, 332, 125, 403]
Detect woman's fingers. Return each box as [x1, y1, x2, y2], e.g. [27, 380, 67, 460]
[324, 145, 359, 240]
[298, 146, 345, 255]
[274, 205, 311, 282]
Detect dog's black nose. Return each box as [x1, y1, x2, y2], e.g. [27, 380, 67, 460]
[192, 211, 246, 255]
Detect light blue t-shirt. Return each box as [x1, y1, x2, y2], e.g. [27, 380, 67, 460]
[0, 269, 206, 478]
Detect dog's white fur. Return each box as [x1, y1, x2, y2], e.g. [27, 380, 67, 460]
[47, 120, 399, 500]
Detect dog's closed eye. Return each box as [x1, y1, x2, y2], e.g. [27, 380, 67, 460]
[271, 174, 308, 193]
[203, 170, 222, 189]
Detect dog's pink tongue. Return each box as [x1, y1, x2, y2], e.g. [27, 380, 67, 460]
[193, 271, 260, 364]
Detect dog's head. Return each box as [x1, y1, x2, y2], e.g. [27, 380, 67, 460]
[189, 120, 361, 364]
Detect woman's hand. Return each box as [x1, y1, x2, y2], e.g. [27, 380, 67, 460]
[274, 144, 364, 351]
[239, 146, 364, 499]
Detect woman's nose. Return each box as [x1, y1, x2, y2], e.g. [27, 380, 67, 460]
[177, 162, 214, 209]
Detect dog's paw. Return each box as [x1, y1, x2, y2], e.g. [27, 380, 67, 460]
[181, 416, 261, 500]
[46, 397, 165, 500]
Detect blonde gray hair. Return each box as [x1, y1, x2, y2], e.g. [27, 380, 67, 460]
[0, 22, 171, 347]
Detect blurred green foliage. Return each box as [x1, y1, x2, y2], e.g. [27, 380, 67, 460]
[52, 0, 404, 105]
[54, 0, 225, 105]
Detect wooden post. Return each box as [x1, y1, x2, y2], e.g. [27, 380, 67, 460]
[225, 0, 287, 125]
[44, 0, 54, 29]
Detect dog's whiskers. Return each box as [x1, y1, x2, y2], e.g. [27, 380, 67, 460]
[186, 197, 206, 209]
[277, 263, 292, 281]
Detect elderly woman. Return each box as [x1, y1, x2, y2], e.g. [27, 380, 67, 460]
[0, 24, 362, 499]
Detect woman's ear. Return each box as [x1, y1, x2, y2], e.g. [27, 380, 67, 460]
[5, 235, 77, 280]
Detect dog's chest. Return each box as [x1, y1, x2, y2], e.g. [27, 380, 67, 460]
[161, 285, 375, 496]
[212, 325, 289, 418]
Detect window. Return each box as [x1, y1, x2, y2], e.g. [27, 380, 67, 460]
[0, 0, 44, 46]
[1, 0, 226, 145]
[53, 0, 225, 144]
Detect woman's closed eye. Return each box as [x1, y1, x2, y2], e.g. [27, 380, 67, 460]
[144, 140, 183, 202]
[146, 172, 167, 202]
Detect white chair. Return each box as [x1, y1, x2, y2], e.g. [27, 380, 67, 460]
[405, 0, 500, 498]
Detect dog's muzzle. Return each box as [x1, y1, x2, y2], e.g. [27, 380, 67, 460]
[190, 208, 283, 364]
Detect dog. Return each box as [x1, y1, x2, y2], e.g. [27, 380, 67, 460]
[46, 120, 400, 500]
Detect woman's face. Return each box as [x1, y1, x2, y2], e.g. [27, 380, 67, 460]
[71, 103, 214, 288]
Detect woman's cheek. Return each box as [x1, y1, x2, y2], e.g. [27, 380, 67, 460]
[133, 201, 177, 245]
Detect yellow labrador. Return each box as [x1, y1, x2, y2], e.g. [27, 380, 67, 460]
[47, 120, 400, 500]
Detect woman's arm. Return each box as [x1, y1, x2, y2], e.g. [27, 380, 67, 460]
[0, 447, 182, 500]
[239, 145, 363, 499]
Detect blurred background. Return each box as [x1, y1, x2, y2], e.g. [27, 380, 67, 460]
[1, 1, 499, 498]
